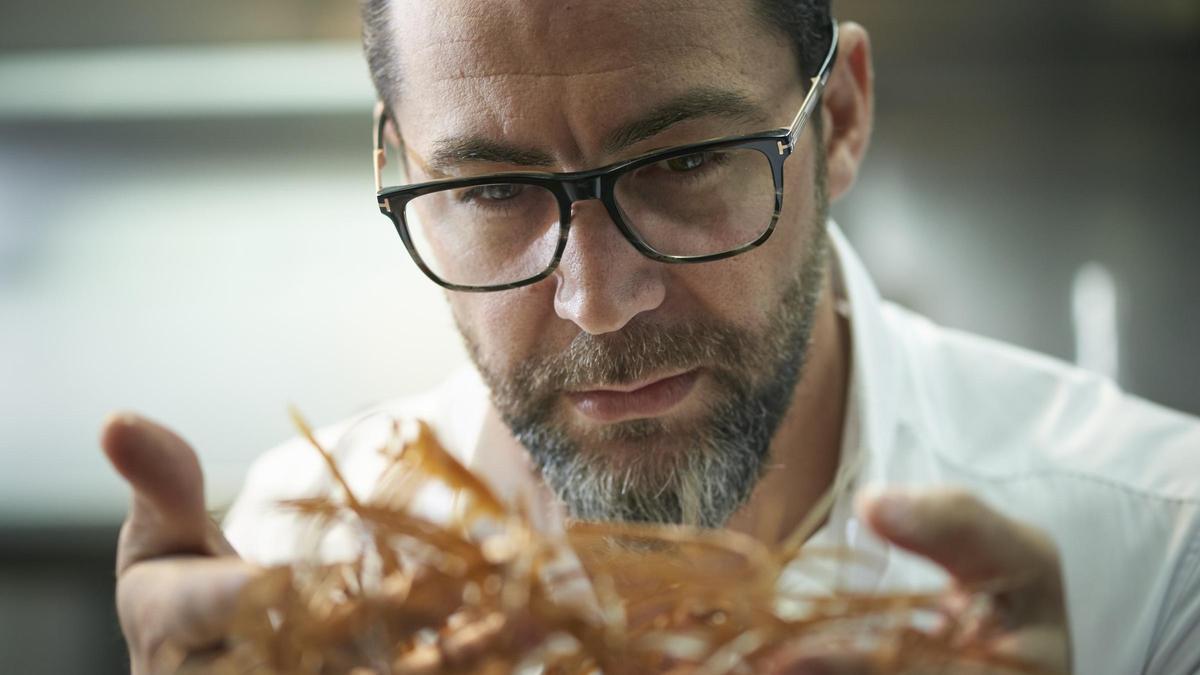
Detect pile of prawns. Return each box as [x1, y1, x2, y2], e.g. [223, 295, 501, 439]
[208, 410, 1050, 675]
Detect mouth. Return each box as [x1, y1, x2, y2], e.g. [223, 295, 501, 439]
[565, 369, 701, 424]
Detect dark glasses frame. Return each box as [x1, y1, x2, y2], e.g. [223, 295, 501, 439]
[373, 19, 839, 293]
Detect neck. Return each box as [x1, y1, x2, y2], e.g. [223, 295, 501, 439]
[723, 263, 852, 546]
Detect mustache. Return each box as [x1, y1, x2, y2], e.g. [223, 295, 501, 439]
[500, 318, 767, 401]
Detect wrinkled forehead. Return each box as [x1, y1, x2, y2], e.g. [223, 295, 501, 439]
[386, 0, 796, 161]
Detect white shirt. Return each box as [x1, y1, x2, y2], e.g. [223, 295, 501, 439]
[225, 224, 1200, 675]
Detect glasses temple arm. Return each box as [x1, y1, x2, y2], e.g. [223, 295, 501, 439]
[787, 19, 840, 144]
[373, 101, 388, 193]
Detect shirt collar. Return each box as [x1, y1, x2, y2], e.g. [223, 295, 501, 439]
[827, 221, 902, 471]
[784, 222, 902, 594]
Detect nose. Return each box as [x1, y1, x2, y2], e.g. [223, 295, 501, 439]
[553, 200, 666, 335]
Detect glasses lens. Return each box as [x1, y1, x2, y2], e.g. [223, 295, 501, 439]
[401, 183, 561, 288]
[614, 147, 777, 257]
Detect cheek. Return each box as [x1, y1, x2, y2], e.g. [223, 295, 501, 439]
[673, 150, 820, 321]
[768, 141, 825, 275]
[665, 248, 785, 329]
[448, 281, 561, 368]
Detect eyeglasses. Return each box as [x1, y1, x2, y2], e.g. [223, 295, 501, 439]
[373, 20, 838, 292]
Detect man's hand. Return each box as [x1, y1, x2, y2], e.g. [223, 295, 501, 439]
[771, 487, 1072, 674]
[102, 413, 257, 675]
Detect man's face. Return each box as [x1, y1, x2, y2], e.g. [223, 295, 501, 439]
[386, 0, 831, 526]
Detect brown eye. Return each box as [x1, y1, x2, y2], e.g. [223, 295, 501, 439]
[460, 183, 525, 204]
[476, 184, 524, 201]
[665, 153, 707, 172]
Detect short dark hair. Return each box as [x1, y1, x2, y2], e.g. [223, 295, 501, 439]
[752, 0, 834, 79]
[360, 0, 833, 110]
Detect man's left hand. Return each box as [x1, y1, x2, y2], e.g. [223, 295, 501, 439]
[771, 487, 1073, 674]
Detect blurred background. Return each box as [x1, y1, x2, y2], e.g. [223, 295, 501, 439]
[1, 0, 1197, 671]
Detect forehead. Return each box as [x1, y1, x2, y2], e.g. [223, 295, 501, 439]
[387, 0, 796, 158]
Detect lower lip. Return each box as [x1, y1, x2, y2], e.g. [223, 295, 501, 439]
[567, 370, 701, 423]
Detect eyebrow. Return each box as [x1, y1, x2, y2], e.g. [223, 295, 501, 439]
[601, 87, 767, 154]
[426, 138, 555, 173]
[425, 87, 768, 173]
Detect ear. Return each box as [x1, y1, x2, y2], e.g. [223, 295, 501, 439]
[373, 102, 410, 186]
[372, 101, 403, 147]
[383, 116, 402, 149]
[819, 22, 874, 202]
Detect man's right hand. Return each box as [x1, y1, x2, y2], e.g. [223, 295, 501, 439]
[102, 413, 258, 675]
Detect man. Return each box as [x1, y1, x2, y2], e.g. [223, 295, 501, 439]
[101, 0, 1199, 673]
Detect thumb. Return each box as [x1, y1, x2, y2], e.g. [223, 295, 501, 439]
[857, 487, 1060, 589]
[101, 412, 234, 573]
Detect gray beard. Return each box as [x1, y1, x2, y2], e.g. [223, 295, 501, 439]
[512, 330, 811, 528]
[468, 226, 829, 528]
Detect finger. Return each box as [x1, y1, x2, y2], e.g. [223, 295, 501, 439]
[440, 611, 511, 667]
[765, 649, 874, 675]
[158, 643, 229, 675]
[856, 487, 1059, 588]
[101, 412, 235, 573]
[117, 556, 258, 669]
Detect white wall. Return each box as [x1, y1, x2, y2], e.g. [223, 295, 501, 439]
[0, 90, 468, 524]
